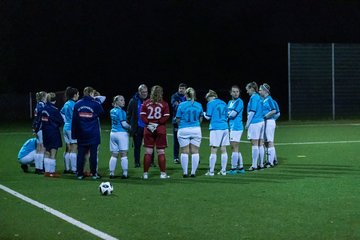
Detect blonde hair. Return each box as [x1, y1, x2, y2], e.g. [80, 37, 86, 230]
[150, 85, 163, 103]
[185, 87, 196, 102]
[83, 86, 94, 96]
[205, 89, 217, 99]
[46, 92, 56, 102]
[112, 95, 123, 107]
[36, 91, 47, 102]
[260, 83, 271, 94]
[246, 82, 258, 92]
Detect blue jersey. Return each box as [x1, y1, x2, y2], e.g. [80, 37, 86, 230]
[110, 107, 127, 132]
[247, 93, 263, 124]
[206, 98, 228, 130]
[273, 99, 280, 120]
[72, 96, 104, 145]
[18, 138, 37, 159]
[176, 100, 203, 129]
[228, 98, 244, 131]
[60, 100, 76, 131]
[262, 95, 277, 120]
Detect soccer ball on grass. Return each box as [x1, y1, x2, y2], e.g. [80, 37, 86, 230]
[99, 182, 113, 196]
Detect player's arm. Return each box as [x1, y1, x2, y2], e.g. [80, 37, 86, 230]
[245, 111, 255, 129]
[140, 103, 150, 125]
[158, 103, 170, 124]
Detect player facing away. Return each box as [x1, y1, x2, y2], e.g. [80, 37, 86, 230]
[140, 85, 170, 179]
[32, 91, 47, 174]
[60, 87, 79, 174]
[175, 87, 203, 177]
[37, 92, 64, 177]
[203, 90, 230, 176]
[245, 82, 265, 171]
[259, 83, 278, 167]
[272, 99, 280, 165]
[227, 85, 245, 174]
[108, 95, 131, 179]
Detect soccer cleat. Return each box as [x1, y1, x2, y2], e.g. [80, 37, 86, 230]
[258, 165, 265, 170]
[121, 175, 129, 179]
[45, 172, 60, 178]
[217, 170, 227, 176]
[160, 173, 170, 179]
[174, 159, 180, 164]
[205, 171, 214, 176]
[109, 174, 115, 179]
[143, 172, 148, 179]
[92, 174, 101, 180]
[77, 175, 85, 180]
[265, 163, 274, 168]
[227, 169, 238, 175]
[183, 174, 188, 178]
[273, 159, 279, 166]
[190, 174, 196, 178]
[21, 164, 29, 173]
[248, 166, 258, 171]
[236, 168, 245, 174]
[134, 163, 141, 168]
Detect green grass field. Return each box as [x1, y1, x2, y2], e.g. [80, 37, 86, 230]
[1, 121, 360, 240]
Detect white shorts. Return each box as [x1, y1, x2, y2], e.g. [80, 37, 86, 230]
[209, 129, 230, 147]
[18, 150, 36, 164]
[247, 121, 264, 140]
[110, 132, 129, 153]
[63, 129, 77, 144]
[36, 130, 43, 144]
[229, 130, 243, 142]
[177, 127, 202, 147]
[264, 119, 276, 142]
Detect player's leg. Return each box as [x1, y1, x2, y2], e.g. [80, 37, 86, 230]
[119, 132, 130, 179]
[89, 144, 100, 179]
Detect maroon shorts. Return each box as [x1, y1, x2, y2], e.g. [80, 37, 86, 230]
[143, 127, 167, 149]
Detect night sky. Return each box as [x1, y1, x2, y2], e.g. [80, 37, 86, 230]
[1, 1, 360, 113]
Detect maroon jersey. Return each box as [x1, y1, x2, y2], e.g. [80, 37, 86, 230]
[140, 99, 170, 126]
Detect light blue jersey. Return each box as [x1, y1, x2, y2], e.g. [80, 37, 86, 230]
[273, 99, 280, 120]
[206, 98, 228, 130]
[176, 100, 203, 129]
[60, 100, 76, 131]
[228, 98, 244, 131]
[247, 93, 263, 124]
[110, 107, 127, 132]
[262, 95, 277, 120]
[18, 138, 36, 159]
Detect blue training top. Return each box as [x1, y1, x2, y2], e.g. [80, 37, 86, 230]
[247, 93, 263, 124]
[110, 107, 127, 132]
[262, 95, 277, 120]
[61, 99, 76, 131]
[176, 100, 203, 129]
[18, 138, 36, 159]
[228, 98, 244, 131]
[206, 98, 228, 130]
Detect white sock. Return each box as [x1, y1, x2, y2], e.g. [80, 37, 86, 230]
[268, 147, 275, 165]
[231, 152, 238, 169]
[209, 153, 216, 173]
[38, 153, 44, 169]
[70, 153, 77, 172]
[238, 152, 243, 168]
[180, 153, 189, 175]
[109, 156, 117, 175]
[221, 153, 228, 171]
[50, 158, 56, 173]
[259, 146, 265, 167]
[121, 157, 128, 176]
[34, 153, 40, 169]
[44, 158, 50, 173]
[252, 146, 259, 168]
[64, 152, 70, 170]
[191, 153, 199, 175]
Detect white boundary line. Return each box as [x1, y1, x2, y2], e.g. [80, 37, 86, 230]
[0, 184, 119, 240]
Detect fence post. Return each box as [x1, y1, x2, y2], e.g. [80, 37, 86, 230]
[332, 43, 335, 120]
[288, 42, 292, 121]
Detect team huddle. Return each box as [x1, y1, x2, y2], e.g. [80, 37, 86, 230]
[17, 82, 280, 180]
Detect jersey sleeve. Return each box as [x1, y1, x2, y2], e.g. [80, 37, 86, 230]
[159, 102, 170, 124]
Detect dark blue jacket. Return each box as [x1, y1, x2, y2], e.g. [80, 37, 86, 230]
[72, 96, 104, 145]
[170, 92, 185, 124]
[38, 102, 63, 149]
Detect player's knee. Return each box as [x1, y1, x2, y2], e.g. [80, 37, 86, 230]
[156, 149, 165, 155]
[145, 148, 153, 155]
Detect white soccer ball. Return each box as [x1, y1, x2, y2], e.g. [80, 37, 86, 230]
[99, 182, 113, 196]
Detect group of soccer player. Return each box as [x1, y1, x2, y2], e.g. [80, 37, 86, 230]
[17, 81, 280, 180]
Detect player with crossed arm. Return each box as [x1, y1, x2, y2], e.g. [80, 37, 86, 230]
[204, 90, 230, 176]
[227, 85, 245, 174]
[245, 82, 265, 171]
[175, 87, 203, 177]
[140, 85, 170, 179]
[108, 95, 131, 179]
[259, 83, 278, 167]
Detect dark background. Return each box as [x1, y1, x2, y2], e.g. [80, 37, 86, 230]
[1, 0, 360, 116]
